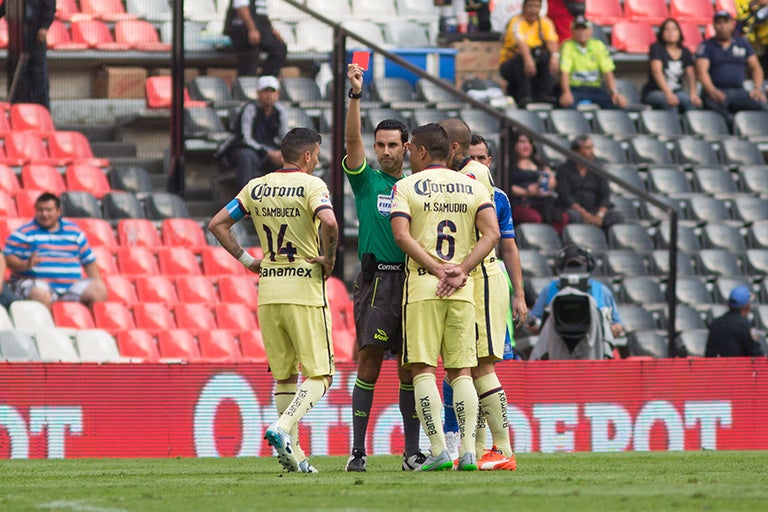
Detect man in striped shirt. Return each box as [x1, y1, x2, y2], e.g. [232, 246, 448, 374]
[3, 192, 107, 309]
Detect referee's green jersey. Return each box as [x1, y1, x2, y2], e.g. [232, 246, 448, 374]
[343, 156, 406, 263]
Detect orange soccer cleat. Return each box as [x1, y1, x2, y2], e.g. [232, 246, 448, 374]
[478, 446, 517, 471]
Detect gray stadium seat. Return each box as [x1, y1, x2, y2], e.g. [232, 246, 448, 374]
[416, 79, 465, 110]
[516, 223, 562, 256]
[607, 223, 655, 252]
[674, 276, 714, 305]
[504, 108, 548, 134]
[593, 109, 637, 139]
[732, 196, 768, 223]
[678, 329, 709, 357]
[619, 304, 658, 333]
[749, 220, 768, 248]
[691, 166, 738, 196]
[188, 76, 238, 109]
[697, 249, 744, 276]
[739, 165, 768, 196]
[518, 249, 554, 277]
[628, 330, 668, 358]
[109, 166, 154, 195]
[699, 223, 748, 253]
[144, 192, 190, 220]
[676, 137, 721, 167]
[649, 249, 696, 277]
[604, 249, 648, 277]
[61, 191, 102, 219]
[619, 276, 665, 305]
[682, 110, 730, 141]
[722, 137, 765, 167]
[639, 110, 684, 140]
[103, 191, 146, 219]
[629, 137, 676, 166]
[383, 21, 431, 47]
[0, 330, 41, 361]
[548, 109, 591, 136]
[562, 224, 610, 255]
[647, 167, 693, 196]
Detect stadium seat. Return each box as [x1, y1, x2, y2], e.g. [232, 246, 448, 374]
[21, 164, 67, 195]
[75, 329, 122, 362]
[0, 329, 41, 361]
[102, 191, 146, 219]
[56, 0, 88, 22]
[10, 300, 56, 333]
[604, 164, 646, 195]
[117, 246, 160, 276]
[590, 135, 629, 165]
[662, 304, 707, 331]
[239, 329, 267, 362]
[70, 19, 130, 50]
[231, 77, 259, 102]
[90, 246, 120, 276]
[201, 246, 246, 276]
[158, 247, 202, 276]
[676, 138, 721, 168]
[639, 110, 684, 140]
[713, 276, 752, 304]
[548, 109, 590, 137]
[215, 303, 258, 331]
[5, 132, 68, 166]
[144, 76, 206, 109]
[52, 301, 96, 330]
[15, 189, 43, 217]
[109, 166, 154, 195]
[670, 0, 715, 26]
[585, 0, 623, 25]
[649, 249, 697, 277]
[675, 276, 714, 305]
[732, 111, 768, 145]
[749, 220, 768, 249]
[746, 248, 768, 275]
[81, 0, 139, 21]
[157, 329, 201, 362]
[183, 106, 229, 143]
[593, 110, 638, 140]
[504, 108, 548, 134]
[9, 103, 56, 134]
[677, 329, 708, 357]
[562, 224, 610, 254]
[700, 223, 748, 253]
[682, 110, 730, 141]
[117, 218, 162, 248]
[144, 192, 190, 220]
[47, 20, 89, 50]
[715, 0, 738, 17]
[607, 224, 655, 253]
[135, 275, 179, 305]
[416, 78, 464, 110]
[117, 329, 160, 362]
[176, 275, 218, 304]
[175, 303, 217, 332]
[721, 138, 765, 167]
[183, 0, 220, 22]
[0, 190, 19, 217]
[161, 218, 207, 250]
[50, 132, 109, 168]
[61, 191, 102, 219]
[647, 167, 693, 196]
[0, 19, 7, 50]
[34, 328, 80, 362]
[627, 330, 668, 358]
[518, 249, 554, 277]
[92, 301, 136, 333]
[611, 196, 641, 222]
[218, 275, 258, 304]
[72, 218, 118, 250]
[0, 164, 20, 197]
[611, 21, 656, 54]
[64, 164, 111, 199]
[734, 197, 768, 223]
[280, 77, 329, 109]
[618, 304, 658, 333]
[199, 329, 243, 363]
[688, 195, 732, 223]
[697, 249, 743, 276]
[629, 137, 676, 166]
[134, 303, 176, 332]
[623, 0, 669, 24]
[370, 77, 419, 109]
[516, 223, 562, 256]
[677, 21, 704, 54]
[103, 274, 139, 305]
[383, 20, 430, 47]
[114, 19, 171, 51]
[619, 276, 665, 305]
[459, 108, 501, 136]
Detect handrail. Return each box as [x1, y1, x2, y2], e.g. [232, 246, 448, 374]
[279, 0, 680, 352]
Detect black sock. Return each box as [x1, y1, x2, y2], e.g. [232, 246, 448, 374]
[352, 378, 375, 453]
[400, 382, 421, 456]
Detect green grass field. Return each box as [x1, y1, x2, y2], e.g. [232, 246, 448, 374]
[2, 451, 767, 511]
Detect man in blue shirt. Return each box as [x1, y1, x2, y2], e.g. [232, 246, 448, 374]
[696, 10, 768, 124]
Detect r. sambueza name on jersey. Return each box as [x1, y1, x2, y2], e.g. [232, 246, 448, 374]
[261, 266, 315, 278]
[253, 207, 301, 217]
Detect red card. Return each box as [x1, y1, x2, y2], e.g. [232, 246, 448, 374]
[352, 51, 370, 71]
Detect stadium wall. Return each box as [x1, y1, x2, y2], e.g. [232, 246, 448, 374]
[1, 359, 766, 459]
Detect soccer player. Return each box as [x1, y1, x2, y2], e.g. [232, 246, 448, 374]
[208, 127, 337, 473]
[438, 119, 522, 470]
[390, 123, 500, 471]
[343, 63, 425, 472]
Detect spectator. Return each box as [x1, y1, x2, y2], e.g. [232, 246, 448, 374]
[491, 0, 549, 34]
[706, 285, 765, 357]
[641, 18, 702, 112]
[556, 135, 623, 231]
[508, 131, 568, 234]
[547, 0, 581, 43]
[558, 16, 627, 109]
[498, 0, 559, 107]
[0, 254, 15, 310]
[736, 0, 768, 76]
[223, 0, 287, 77]
[3, 192, 107, 310]
[696, 10, 768, 125]
[0, 0, 55, 108]
[214, 75, 287, 189]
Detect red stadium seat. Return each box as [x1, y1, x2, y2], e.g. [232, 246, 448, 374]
[144, 76, 206, 110]
[0, 217, 25, 243]
[332, 322, 356, 363]
[158, 246, 202, 276]
[114, 20, 171, 52]
[215, 303, 258, 331]
[585, 0, 624, 26]
[116, 329, 160, 362]
[326, 276, 352, 310]
[56, 0, 91, 22]
[0, 164, 20, 197]
[65, 163, 112, 198]
[52, 301, 96, 329]
[715, 0, 737, 17]
[70, 19, 130, 50]
[623, 0, 669, 25]
[0, 107, 10, 135]
[133, 302, 176, 332]
[0, 141, 25, 167]
[72, 217, 119, 250]
[9, 103, 56, 134]
[611, 21, 656, 54]
[80, 0, 139, 22]
[102, 274, 139, 305]
[50, 132, 110, 168]
[218, 275, 259, 304]
[15, 189, 44, 218]
[239, 329, 268, 362]
[5, 132, 68, 166]
[176, 275, 218, 304]
[21, 164, 67, 195]
[0, 18, 7, 50]
[670, 0, 716, 26]
[160, 218, 207, 251]
[134, 275, 179, 305]
[117, 218, 162, 247]
[175, 303, 218, 332]
[199, 330, 243, 363]
[47, 20, 89, 50]
[678, 22, 704, 54]
[93, 301, 136, 334]
[201, 246, 245, 276]
[90, 246, 120, 276]
[0, 190, 19, 217]
[117, 246, 160, 276]
[157, 329, 202, 362]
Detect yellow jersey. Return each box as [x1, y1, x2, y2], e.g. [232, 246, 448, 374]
[460, 159, 502, 278]
[390, 166, 494, 303]
[234, 169, 333, 306]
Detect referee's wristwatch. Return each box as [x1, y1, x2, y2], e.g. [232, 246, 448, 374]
[348, 88, 363, 99]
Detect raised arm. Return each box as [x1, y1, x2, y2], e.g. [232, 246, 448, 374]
[345, 64, 366, 170]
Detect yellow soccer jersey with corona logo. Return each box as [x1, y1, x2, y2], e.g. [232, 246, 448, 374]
[234, 169, 333, 306]
[390, 166, 494, 303]
[460, 158, 502, 278]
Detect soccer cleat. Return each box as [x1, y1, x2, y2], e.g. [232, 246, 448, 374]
[478, 446, 517, 471]
[444, 431, 459, 461]
[416, 449, 454, 472]
[264, 423, 299, 472]
[456, 452, 478, 471]
[345, 448, 367, 472]
[298, 459, 318, 473]
[402, 450, 428, 471]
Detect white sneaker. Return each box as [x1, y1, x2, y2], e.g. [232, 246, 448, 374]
[444, 431, 459, 461]
[298, 459, 318, 473]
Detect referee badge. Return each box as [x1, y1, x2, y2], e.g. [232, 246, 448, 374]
[377, 193, 393, 216]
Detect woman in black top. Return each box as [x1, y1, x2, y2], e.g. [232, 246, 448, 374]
[641, 18, 702, 112]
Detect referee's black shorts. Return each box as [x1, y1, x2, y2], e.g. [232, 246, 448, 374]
[353, 261, 405, 353]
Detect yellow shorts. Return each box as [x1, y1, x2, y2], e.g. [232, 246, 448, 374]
[258, 303, 335, 380]
[474, 271, 509, 361]
[402, 299, 477, 369]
